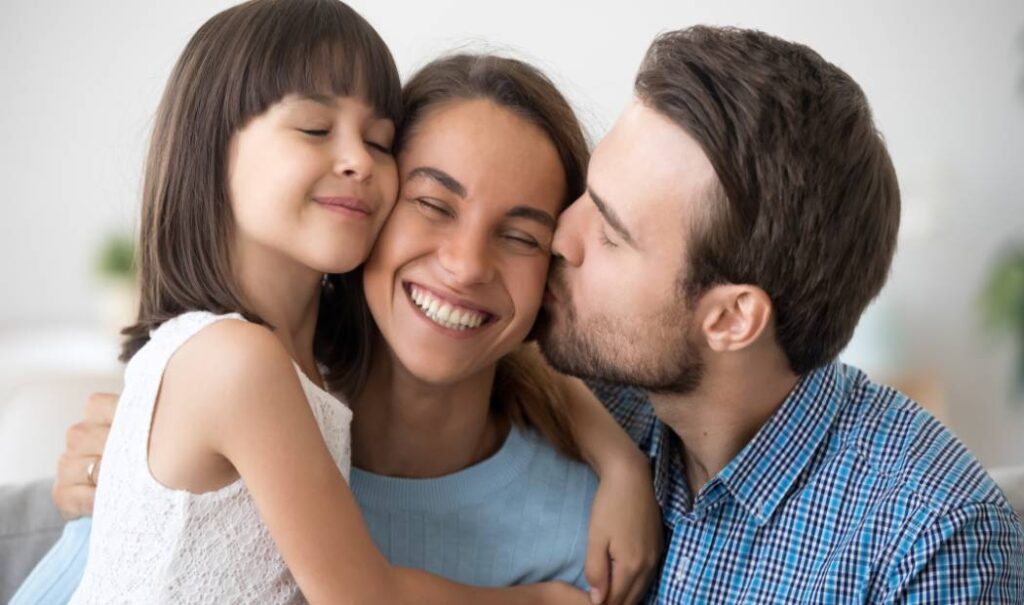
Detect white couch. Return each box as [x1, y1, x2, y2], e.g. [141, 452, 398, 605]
[0, 325, 122, 485]
[0, 374, 122, 484]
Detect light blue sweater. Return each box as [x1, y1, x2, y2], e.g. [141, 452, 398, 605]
[12, 426, 596, 602]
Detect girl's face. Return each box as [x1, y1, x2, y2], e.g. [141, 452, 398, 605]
[362, 99, 566, 385]
[227, 94, 398, 276]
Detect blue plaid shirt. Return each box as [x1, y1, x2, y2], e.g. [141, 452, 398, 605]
[591, 361, 1024, 603]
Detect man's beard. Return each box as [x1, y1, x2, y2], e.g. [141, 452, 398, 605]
[536, 261, 704, 395]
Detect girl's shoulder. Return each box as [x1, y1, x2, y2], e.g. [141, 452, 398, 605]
[165, 315, 296, 397]
[148, 312, 317, 474]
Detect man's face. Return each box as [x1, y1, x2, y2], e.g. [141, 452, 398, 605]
[537, 98, 717, 393]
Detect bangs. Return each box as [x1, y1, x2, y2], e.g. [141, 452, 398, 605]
[231, 0, 402, 127]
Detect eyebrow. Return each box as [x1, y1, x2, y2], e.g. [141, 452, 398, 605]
[408, 166, 557, 231]
[588, 187, 636, 246]
[407, 166, 466, 197]
[507, 206, 556, 231]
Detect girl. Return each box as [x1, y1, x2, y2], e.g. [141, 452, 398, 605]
[22, 1, 658, 603]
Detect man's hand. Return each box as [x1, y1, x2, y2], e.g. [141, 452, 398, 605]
[52, 392, 118, 520]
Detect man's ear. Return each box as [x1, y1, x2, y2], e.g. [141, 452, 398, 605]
[696, 285, 773, 353]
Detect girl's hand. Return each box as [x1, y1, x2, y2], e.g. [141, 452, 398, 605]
[546, 368, 663, 604]
[529, 581, 598, 605]
[585, 456, 662, 605]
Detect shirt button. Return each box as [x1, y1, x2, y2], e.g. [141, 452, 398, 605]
[674, 556, 691, 582]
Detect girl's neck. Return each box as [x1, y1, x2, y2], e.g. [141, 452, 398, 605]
[350, 339, 508, 479]
[232, 236, 322, 383]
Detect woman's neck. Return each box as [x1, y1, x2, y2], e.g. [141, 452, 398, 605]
[232, 237, 322, 383]
[350, 340, 508, 479]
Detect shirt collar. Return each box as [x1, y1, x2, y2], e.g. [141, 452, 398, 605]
[715, 361, 849, 525]
[648, 417, 673, 512]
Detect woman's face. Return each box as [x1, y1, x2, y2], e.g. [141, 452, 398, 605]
[363, 99, 566, 385]
[228, 94, 398, 276]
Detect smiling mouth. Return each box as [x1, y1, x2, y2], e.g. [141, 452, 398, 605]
[404, 282, 496, 332]
[313, 196, 373, 217]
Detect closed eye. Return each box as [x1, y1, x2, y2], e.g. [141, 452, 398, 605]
[366, 140, 392, 154]
[298, 128, 330, 137]
[414, 198, 453, 218]
[503, 232, 542, 251]
[599, 228, 619, 248]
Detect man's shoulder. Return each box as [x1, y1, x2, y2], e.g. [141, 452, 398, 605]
[831, 364, 1010, 517]
[585, 380, 659, 451]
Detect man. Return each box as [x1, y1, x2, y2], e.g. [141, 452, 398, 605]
[538, 26, 1024, 603]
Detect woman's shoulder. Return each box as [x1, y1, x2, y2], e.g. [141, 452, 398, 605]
[516, 427, 598, 487]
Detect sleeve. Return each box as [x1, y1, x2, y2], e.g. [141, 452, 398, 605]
[8, 517, 92, 605]
[584, 380, 658, 453]
[883, 502, 1024, 604]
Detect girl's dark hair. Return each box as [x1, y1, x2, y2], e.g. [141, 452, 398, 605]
[318, 53, 590, 459]
[121, 0, 401, 361]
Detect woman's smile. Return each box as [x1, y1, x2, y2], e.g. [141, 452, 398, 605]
[404, 282, 497, 334]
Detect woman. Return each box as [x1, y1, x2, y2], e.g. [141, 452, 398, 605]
[11, 54, 660, 605]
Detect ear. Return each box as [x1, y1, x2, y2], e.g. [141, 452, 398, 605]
[697, 285, 773, 353]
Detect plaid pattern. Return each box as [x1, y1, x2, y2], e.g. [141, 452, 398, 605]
[590, 362, 1024, 603]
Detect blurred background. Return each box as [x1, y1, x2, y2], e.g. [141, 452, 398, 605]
[1, 0, 1022, 484]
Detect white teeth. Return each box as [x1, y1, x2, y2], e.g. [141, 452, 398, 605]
[408, 285, 489, 331]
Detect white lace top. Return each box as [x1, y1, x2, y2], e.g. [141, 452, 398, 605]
[70, 311, 353, 604]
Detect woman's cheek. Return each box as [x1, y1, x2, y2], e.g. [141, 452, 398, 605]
[514, 257, 550, 316]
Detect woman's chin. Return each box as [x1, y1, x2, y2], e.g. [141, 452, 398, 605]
[395, 354, 495, 388]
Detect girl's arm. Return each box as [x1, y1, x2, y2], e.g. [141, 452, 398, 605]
[541, 349, 664, 605]
[163, 321, 588, 605]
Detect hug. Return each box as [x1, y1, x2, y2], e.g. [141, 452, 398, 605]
[1, 0, 1022, 603]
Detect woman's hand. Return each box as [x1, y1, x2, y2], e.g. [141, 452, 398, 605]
[52, 392, 118, 520]
[585, 454, 662, 605]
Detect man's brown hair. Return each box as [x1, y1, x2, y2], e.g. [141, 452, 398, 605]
[635, 26, 900, 374]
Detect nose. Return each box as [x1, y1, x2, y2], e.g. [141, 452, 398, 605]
[437, 228, 495, 287]
[551, 195, 586, 267]
[333, 132, 374, 182]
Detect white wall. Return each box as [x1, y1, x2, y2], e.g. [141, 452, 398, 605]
[2, 0, 1023, 465]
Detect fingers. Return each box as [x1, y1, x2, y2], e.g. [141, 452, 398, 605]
[606, 548, 659, 605]
[51, 394, 116, 522]
[58, 452, 102, 486]
[605, 558, 636, 605]
[84, 392, 118, 425]
[584, 534, 610, 604]
[621, 562, 656, 605]
[65, 420, 110, 458]
[85, 456, 102, 486]
[54, 452, 100, 520]
[51, 480, 96, 521]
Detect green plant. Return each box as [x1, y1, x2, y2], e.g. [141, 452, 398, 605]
[95, 232, 136, 280]
[982, 245, 1024, 394]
